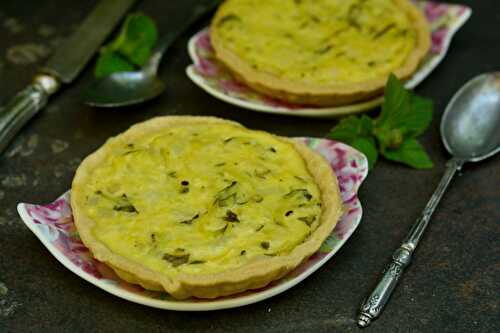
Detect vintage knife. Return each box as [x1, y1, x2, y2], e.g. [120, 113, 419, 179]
[0, 0, 137, 154]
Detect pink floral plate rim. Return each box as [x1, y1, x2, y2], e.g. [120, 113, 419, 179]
[186, 1, 471, 118]
[17, 138, 368, 311]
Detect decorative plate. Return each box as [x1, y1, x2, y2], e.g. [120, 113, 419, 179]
[186, 1, 471, 118]
[17, 138, 368, 311]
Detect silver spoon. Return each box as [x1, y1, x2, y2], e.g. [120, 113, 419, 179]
[83, 1, 221, 107]
[358, 72, 500, 327]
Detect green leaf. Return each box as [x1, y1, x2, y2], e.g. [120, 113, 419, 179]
[381, 138, 434, 169]
[402, 94, 433, 137]
[351, 136, 378, 170]
[377, 73, 410, 127]
[328, 115, 373, 143]
[359, 115, 374, 135]
[377, 74, 433, 138]
[374, 126, 404, 150]
[328, 116, 361, 142]
[328, 74, 435, 170]
[111, 13, 158, 66]
[94, 48, 135, 78]
[93, 13, 158, 78]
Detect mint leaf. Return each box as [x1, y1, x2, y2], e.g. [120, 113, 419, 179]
[329, 116, 377, 169]
[351, 137, 378, 169]
[327, 74, 434, 170]
[374, 127, 404, 150]
[376, 74, 433, 139]
[377, 73, 410, 127]
[328, 115, 373, 142]
[402, 94, 433, 137]
[94, 48, 135, 78]
[381, 138, 434, 169]
[93, 13, 158, 78]
[111, 14, 158, 66]
[359, 115, 373, 135]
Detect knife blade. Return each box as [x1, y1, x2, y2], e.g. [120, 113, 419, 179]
[43, 0, 137, 83]
[0, 0, 137, 155]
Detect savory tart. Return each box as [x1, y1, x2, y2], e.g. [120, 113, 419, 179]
[210, 0, 430, 106]
[71, 116, 343, 299]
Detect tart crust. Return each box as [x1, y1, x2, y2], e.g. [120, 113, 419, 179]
[210, 0, 431, 106]
[71, 116, 343, 299]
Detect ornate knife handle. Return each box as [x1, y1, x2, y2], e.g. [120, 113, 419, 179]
[0, 74, 59, 154]
[358, 246, 413, 327]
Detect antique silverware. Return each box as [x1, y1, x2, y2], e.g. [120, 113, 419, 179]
[0, 0, 137, 155]
[83, 0, 221, 108]
[358, 72, 500, 327]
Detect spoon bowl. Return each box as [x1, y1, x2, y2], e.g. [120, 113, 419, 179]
[84, 71, 166, 107]
[441, 72, 500, 162]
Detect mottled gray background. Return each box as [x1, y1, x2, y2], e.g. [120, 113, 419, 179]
[0, 0, 499, 332]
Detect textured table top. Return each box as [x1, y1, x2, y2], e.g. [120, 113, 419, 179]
[0, 1, 499, 332]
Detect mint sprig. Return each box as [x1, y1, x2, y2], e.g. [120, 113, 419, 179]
[94, 13, 158, 78]
[94, 48, 135, 78]
[328, 74, 434, 169]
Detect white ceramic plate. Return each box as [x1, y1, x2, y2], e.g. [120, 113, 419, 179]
[186, 1, 471, 118]
[18, 138, 367, 311]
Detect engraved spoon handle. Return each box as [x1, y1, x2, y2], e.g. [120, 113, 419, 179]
[357, 157, 464, 327]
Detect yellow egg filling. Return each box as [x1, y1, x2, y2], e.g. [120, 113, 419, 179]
[214, 0, 417, 84]
[81, 124, 322, 276]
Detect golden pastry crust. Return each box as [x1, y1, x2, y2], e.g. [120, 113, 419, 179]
[71, 116, 343, 299]
[210, 0, 430, 106]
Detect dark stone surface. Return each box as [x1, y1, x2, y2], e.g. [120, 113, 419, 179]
[0, 0, 498, 332]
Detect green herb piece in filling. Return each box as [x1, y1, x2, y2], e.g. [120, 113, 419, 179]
[223, 210, 239, 222]
[112, 194, 138, 213]
[253, 194, 263, 203]
[180, 213, 200, 225]
[217, 14, 241, 27]
[284, 189, 313, 201]
[298, 215, 317, 226]
[254, 168, 271, 179]
[162, 252, 190, 267]
[214, 181, 238, 207]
